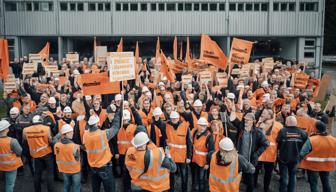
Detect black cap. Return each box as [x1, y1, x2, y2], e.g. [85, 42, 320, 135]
[315, 121, 327, 133]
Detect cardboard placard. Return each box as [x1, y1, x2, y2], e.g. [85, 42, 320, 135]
[251, 63, 261, 75]
[182, 74, 193, 84]
[29, 54, 42, 63]
[315, 73, 333, 101]
[77, 72, 120, 96]
[240, 64, 250, 78]
[36, 84, 51, 93]
[107, 52, 135, 82]
[66, 53, 79, 63]
[199, 71, 212, 84]
[22, 63, 38, 75]
[262, 57, 274, 63]
[3, 74, 17, 93]
[44, 65, 60, 77]
[96, 46, 108, 64]
[263, 62, 275, 73]
[231, 68, 240, 75]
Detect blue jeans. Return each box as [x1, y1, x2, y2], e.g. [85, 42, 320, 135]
[307, 170, 332, 192]
[279, 162, 298, 192]
[90, 162, 115, 192]
[63, 172, 81, 192]
[3, 170, 17, 192]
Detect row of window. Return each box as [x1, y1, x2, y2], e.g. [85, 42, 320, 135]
[3, 1, 319, 13]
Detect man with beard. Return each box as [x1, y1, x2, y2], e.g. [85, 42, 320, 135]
[138, 99, 153, 127]
[276, 104, 291, 125]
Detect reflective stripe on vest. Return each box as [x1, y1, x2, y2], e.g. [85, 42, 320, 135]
[269, 142, 276, 146]
[117, 141, 131, 145]
[86, 131, 106, 153]
[209, 158, 240, 185]
[56, 160, 78, 165]
[32, 145, 49, 154]
[167, 143, 186, 149]
[0, 153, 12, 157]
[306, 157, 336, 162]
[139, 149, 169, 181]
[194, 149, 208, 156]
[0, 159, 17, 164]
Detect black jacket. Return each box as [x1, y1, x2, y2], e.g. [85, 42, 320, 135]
[276, 126, 308, 164]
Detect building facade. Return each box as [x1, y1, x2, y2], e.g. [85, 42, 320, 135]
[0, 0, 325, 75]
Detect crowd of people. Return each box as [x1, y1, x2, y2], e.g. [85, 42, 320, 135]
[0, 52, 336, 192]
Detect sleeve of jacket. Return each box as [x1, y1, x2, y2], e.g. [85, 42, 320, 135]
[299, 138, 312, 161]
[186, 127, 192, 160]
[255, 129, 270, 157]
[106, 111, 121, 140]
[238, 154, 255, 174]
[161, 156, 177, 173]
[131, 107, 143, 126]
[206, 134, 215, 165]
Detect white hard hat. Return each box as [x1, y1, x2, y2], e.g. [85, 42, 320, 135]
[142, 86, 149, 93]
[193, 99, 203, 107]
[73, 70, 80, 75]
[131, 132, 149, 148]
[115, 94, 122, 101]
[48, 97, 56, 104]
[219, 137, 234, 151]
[85, 95, 92, 100]
[198, 117, 208, 126]
[262, 93, 271, 102]
[162, 76, 167, 81]
[32, 115, 43, 123]
[10, 107, 19, 115]
[227, 93, 235, 100]
[158, 82, 165, 87]
[61, 124, 73, 135]
[123, 110, 131, 120]
[0, 120, 10, 132]
[153, 107, 163, 116]
[88, 115, 100, 126]
[170, 111, 180, 119]
[261, 81, 269, 88]
[63, 106, 72, 113]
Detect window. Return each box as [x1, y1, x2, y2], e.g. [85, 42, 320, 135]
[130, 3, 138, 11]
[116, 3, 121, 11]
[26, 2, 33, 11]
[280, 3, 287, 11]
[209, 3, 217, 11]
[33, 2, 39, 11]
[178, 3, 183, 11]
[140, 3, 147, 11]
[219, 3, 225, 11]
[246, 3, 253, 11]
[70, 3, 76, 11]
[41, 2, 52, 11]
[273, 3, 279, 11]
[238, 3, 244, 11]
[98, 3, 104, 11]
[105, 3, 111, 11]
[167, 3, 176, 11]
[88, 3, 96, 11]
[151, 3, 156, 11]
[201, 3, 208, 11]
[5, 2, 17, 11]
[305, 3, 318, 11]
[158, 3, 164, 11]
[254, 3, 260, 11]
[261, 3, 268, 11]
[185, 3, 192, 11]
[288, 3, 295, 11]
[60, 2, 67, 11]
[229, 3, 236, 11]
[123, 3, 128, 11]
[305, 40, 315, 47]
[300, 3, 305, 11]
[304, 52, 314, 58]
[77, 3, 84, 11]
[194, 3, 199, 11]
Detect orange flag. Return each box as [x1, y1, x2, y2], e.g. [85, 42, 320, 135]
[200, 34, 227, 69]
[38, 42, 50, 65]
[77, 72, 120, 96]
[173, 36, 177, 61]
[185, 37, 191, 69]
[117, 38, 123, 52]
[0, 39, 9, 80]
[160, 50, 175, 82]
[155, 37, 160, 61]
[228, 38, 254, 64]
[179, 41, 183, 60]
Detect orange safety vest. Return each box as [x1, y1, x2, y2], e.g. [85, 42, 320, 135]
[192, 111, 208, 129]
[58, 119, 75, 133]
[83, 129, 112, 168]
[297, 116, 317, 136]
[125, 143, 170, 192]
[213, 130, 224, 151]
[192, 130, 211, 167]
[0, 137, 23, 171]
[117, 124, 137, 155]
[98, 109, 107, 127]
[54, 142, 81, 174]
[147, 124, 162, 147]
[23, 124, 52, 158]
[46, 111, 56, 124]
[300, 135, 336, 172]
[165, 121, 189, 163]
[209, 153, 241, 192]
[259, 121, 283, 162]
[139, 110, 153, 127]
[78, 120, 87, 144]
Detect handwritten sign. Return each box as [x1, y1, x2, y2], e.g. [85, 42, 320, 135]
[29, 54, 42, 63]
[3, 74, 17, 93]
[199, 71, 212, 84]
[66, 53, 79, 63]
[182, 74, 193, 84]
[107, 52, 135, 82]
[44, 65, 60, 77]
[22, 63, 38, 75]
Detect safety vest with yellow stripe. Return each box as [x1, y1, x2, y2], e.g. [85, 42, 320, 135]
[0, 137, 23, 171]
[209, 153, 241, 192]
[165, 121, 189, 163]
[125, 143, 170, 192]
[192, 130, 211, 167]
[117, 124, 137, 155]
[300, 135, 336, 172]
[54, 142, 81, 174]
[83, 129, 112, 168]
[23, 124, 52, 158]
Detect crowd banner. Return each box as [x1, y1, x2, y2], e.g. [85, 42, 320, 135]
[22, 63, 38, 75]
[160, 51, 175, 82]
[107, 52, 135, 82]
[44, 65, 60, 77]
[200, 34, 227, 69]
[294, 72, 310, 89]
[0, 38, 10, 80]
[3, 74, 16, 93]
[37, 42, 50, 65]
[77, 72, 120, 96]
[228, 38, 254, 64]
[66, 53, 79, 63]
